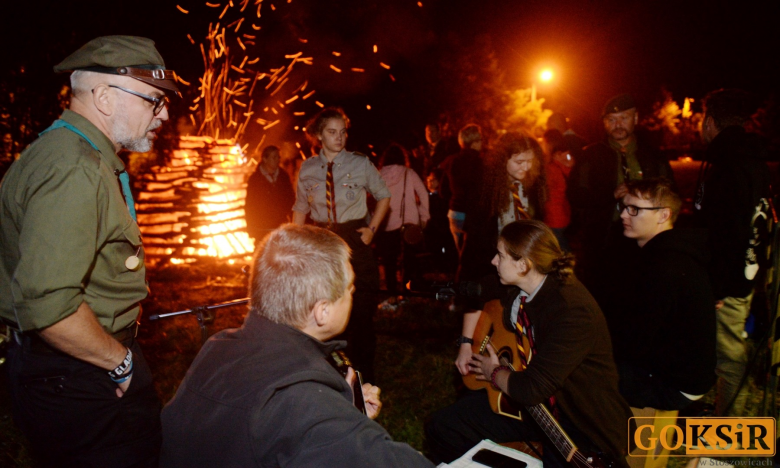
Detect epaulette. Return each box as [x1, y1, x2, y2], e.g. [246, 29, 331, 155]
[352, 151, 368, 158]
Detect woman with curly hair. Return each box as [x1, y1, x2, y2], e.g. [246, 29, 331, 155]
[427, 220, 632, 468]
[458, 131, 547, 283]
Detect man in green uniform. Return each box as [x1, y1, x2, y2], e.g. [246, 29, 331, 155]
[0, 36, 178, 467]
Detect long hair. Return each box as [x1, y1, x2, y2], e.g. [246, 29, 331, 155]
[499, 220, 575, 282]
[481, 131, 547, 219]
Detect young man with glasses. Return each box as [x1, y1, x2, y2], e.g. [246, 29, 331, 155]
[611, 178, 716, 410]
[0, 36, 178, 467]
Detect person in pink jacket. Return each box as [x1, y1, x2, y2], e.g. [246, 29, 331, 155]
[376, 144, 430, 298]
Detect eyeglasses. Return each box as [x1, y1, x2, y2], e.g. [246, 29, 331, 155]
[617, 202, 667, 216]
[109, 85, 169, 115]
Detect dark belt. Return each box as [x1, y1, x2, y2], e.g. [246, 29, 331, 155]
[313, 219, 367, 231]
[12, 322, 139, 355]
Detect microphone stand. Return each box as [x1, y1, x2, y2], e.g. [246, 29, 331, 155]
[148, 298, 250, 344]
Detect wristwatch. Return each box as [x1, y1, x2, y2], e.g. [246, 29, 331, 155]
[455, 336, 474, 346]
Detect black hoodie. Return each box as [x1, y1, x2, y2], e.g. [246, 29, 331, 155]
[694, 125, 773, 299]
[614, 228, 717, 395]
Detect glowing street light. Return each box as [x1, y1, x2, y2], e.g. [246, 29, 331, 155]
[532, 68, 555, 102]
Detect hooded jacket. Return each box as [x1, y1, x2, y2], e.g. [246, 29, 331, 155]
[614, 228, 717, 395]
[160, 315, 433, 468]
[694, 125, 773, 299]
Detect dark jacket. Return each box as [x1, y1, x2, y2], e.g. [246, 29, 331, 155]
[612, 228, 717, 395]
[504, 276, 633, 464]
[568, 140, 674, 254]
[694, 126, 773, 299]
[245, 167, 295, 240]
[160, 315, 433, 468]
[440, 148, 482, 213]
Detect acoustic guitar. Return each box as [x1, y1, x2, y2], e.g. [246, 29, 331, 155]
[462, 299, 616, 468]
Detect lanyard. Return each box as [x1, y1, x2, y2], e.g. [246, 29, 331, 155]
[40, 120, 137, 222]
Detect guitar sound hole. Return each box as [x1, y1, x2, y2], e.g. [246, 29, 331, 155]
[497, 347, 514, 368]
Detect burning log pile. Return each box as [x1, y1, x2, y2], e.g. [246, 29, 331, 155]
[135, 135, 255, 263]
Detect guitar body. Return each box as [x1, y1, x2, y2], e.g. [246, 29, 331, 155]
[462, 299, 524, 420]
[461, 299, 616, 468]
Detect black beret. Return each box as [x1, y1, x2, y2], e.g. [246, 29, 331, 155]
[602, 94, 636, 117]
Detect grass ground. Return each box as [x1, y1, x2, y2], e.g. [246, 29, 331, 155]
[0, 260, 777, 467]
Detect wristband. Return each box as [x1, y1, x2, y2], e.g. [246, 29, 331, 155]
[455, 336, 473, 347]
[490, 365, 510, 390]
[108, 348, 133, 381]
[369, 225, 376, 233]
[111, 362, 134, 383]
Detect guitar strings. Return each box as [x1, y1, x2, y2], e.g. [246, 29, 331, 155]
[486, 332, 595, 467]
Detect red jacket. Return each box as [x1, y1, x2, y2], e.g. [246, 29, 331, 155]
[544, 160, 571, 229]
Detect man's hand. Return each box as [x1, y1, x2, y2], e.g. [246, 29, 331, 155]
[116, 375, 132, 398]
[346, 367, 382, 419]
[361, 382, 382, 420]
[455, 344, 473, 376]
[357, 227, 375, 245]
[715, 300, 724, 310]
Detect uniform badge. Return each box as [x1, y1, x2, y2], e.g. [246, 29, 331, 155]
[346, 190, 355, 201]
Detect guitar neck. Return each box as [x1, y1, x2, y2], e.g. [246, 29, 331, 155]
[525, 404, 577, 462]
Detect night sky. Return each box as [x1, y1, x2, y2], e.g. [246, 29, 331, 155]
[1, 0, 778, 149]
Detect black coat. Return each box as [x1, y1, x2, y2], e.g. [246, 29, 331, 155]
[611, 228, 717, 395]
[693, 126, 773, 299]
[568, 140, 674, 256]
[244, 168, 295, 240]
[504, 276, 633, 464]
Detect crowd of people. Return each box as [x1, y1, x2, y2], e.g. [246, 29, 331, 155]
[0, 35, 775, 467]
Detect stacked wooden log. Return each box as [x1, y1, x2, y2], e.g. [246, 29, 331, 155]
[135, 135, 255, 262]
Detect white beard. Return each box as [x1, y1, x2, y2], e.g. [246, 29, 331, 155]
[112, 111, 161, 153]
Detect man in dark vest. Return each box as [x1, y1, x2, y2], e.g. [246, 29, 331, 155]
[568, 94, 674, 300]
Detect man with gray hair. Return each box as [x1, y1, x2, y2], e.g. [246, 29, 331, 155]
[0, 36, 178, 466]
[160, 225, 433, 467]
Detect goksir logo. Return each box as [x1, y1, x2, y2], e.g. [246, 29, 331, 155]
[629, 417, 776, 457]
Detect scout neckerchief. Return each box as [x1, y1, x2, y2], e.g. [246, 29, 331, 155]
[40, 119, 137, 222]
[515, 295, 558, 418]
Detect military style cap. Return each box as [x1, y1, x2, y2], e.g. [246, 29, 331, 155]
[602, 94, 636, 117]
[54, 35, 180, 95]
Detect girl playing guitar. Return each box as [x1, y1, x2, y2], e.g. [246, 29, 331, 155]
[426, 220, 633, 468]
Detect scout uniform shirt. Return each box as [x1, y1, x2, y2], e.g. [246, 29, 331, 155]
[0, 110, 147, 333]
[293, 149, 391, 224]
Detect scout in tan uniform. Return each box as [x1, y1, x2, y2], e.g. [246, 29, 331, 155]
[0, 36, 178, 467]
[292, 107, 390, 381]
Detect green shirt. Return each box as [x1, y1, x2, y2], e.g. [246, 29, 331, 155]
[293, 149, 390, 224]
[0, 110, 147, 332]
[610, 137, 643, 221]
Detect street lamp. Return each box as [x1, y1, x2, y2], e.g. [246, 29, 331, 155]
[532, 68, 554, 102]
